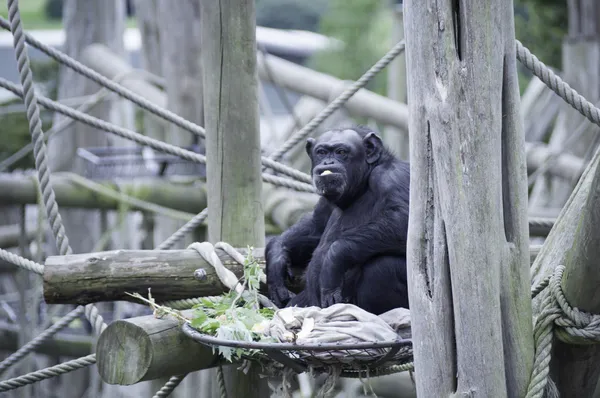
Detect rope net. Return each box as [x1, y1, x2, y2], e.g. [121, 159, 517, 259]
[1, 0, 599, 397]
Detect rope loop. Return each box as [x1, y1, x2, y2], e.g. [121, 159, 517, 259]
[549, 265, 600, 344]
[526, 264, 600, 398]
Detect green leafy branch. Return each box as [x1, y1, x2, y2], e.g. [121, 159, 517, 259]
[128, 247, 277, 363]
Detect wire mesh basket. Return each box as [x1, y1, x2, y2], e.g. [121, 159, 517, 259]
[181, 323, 413, 378]
[76, 146, 206, 180]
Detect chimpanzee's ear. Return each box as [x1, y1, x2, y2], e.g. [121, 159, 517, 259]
[363, 132, 383, 164]
[306, 138, 316, 157]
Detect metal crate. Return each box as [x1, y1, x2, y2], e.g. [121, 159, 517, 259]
[76, 145, 206, 180]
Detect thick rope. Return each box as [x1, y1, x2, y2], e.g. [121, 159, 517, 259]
[0, 354, 97, 392]
[157, 241, 261, 398]
[0, 15, 312, 186]
[0, 247, 44, 274]
[7, 0, 71, 256]
[528, 217, 554, 232]
[156, 209, 208, 250]
[0, 16, 206, 139]
[516, 40, 600, 130]
[268, 40, 406, 162]
[526, 265, 600, 398]
[217, 365, 228, 398]
[0, 77, 315, 193]
[0, 307, 84, 375]
[151, 374, 186, 398]
[0, 2, 107, 391]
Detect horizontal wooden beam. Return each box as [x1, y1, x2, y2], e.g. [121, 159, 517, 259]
[525, 142, 585, 181]
[81, 43, 409, 132]
[44, 245, 541, 306]
[96, 309, 223, 385]
[43, 247, 264, 305]
[0, 224, 37, 249]
[0, 172, 206, 214]
[0, 321, 92, 358]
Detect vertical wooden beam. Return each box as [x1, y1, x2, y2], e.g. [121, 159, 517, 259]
[47, 0, 125, 254]
[200, 0, 268, 397]
[553, 157, 600, 396]
[404, 1, 533, 397]
[383, 0, 409, 160]
[154, 0, 206, 250]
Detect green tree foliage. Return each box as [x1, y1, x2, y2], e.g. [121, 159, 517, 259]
[44, 0, 63, 20]
[0, 60, 58, 171]
[515, 0, 567, 69]
[307, 0, 567, 97]
[256, 0, 329, 32]
[310, 0, 391, 96]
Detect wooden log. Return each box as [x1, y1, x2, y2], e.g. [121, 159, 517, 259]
[43, 245, 540, 305]
[531, 147, 600, 396]
[525, 142, 586, 181]
[0, 172, 207, 214]
[43, 247, 264, 305]
[96, 310, 223, 385]
[0, 321, 92, 358]
[201, 0, 269, 396]
[0, 224, 37, 248]
[256, 53, 409, 132]
[404, 1, 533, 397]
[81, 44, 166, 109]
[81, 43, 409, 134]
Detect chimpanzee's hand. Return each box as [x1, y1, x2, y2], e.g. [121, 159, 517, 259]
[320, 286, 343, 308]
[270, 285, 296, 308]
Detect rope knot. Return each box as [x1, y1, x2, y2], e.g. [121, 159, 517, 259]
[548, 265, 600, 345]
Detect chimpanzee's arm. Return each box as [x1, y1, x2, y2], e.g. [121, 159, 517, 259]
[319, 206, 408, 306]
[266, 198, 332, 307]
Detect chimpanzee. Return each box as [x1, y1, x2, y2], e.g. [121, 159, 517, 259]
[265, 125, 410, 315]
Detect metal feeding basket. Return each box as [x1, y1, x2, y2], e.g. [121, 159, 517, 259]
[76, 146, 206, 180]
[181, 323, 413, 378]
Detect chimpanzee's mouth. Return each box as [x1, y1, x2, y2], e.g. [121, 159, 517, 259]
[320, 170, 333, 176]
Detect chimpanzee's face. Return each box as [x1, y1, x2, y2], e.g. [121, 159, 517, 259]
[306, 128, 382, 204]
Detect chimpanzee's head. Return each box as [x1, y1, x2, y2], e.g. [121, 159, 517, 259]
[306, 126, 384, 204]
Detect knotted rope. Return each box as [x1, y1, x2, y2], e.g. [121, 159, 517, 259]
[526, 265, 600, 398]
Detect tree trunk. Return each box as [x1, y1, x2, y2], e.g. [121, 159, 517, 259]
[404, 1, 533, 396]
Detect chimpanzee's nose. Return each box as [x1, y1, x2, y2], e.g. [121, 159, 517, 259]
[323, 159, 335, 165]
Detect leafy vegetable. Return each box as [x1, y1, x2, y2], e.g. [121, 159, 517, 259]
[129, 247, 277, 362]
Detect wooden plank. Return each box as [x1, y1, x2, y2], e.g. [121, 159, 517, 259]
[404, 1, 533, 396]
[201, 0, 269, 396]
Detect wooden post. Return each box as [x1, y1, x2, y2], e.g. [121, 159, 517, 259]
[404, 1, 533, 397]
[383, 0, 409, 160]
[200, 0, 269, 396]
[46, 0, 126, 255]
[530, 153, 600, 395]
[554, 155, 600, 396]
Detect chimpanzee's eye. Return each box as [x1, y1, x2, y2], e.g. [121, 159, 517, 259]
[316, 148, 327, 155]
[336, 148, 347, 156]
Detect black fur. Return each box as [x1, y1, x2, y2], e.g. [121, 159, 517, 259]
[265, 125, 410, 315]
